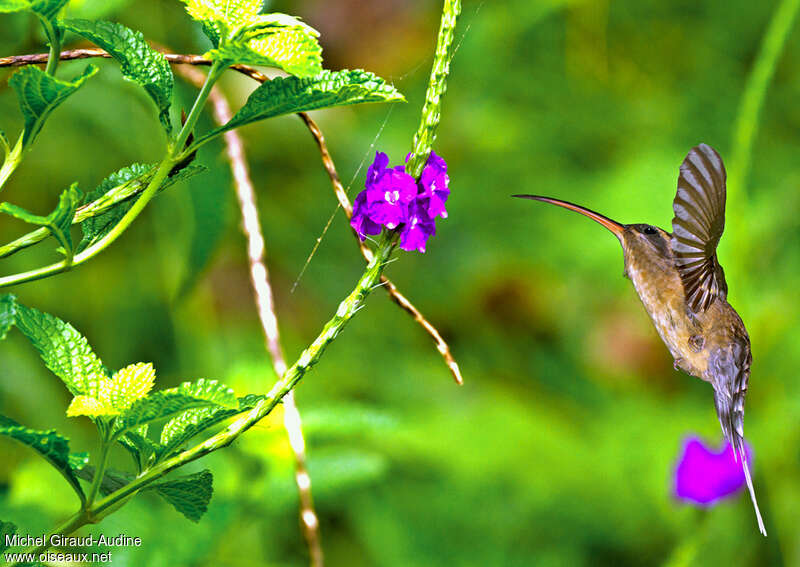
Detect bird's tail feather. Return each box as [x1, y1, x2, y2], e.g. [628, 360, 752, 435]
[735, 439, 767, 536]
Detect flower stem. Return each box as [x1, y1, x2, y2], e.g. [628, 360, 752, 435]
[13, 511, 89, 565]
[406, 0, 461, 179]
[0, 20, 61, 194]
[85, 438, 112, 509]
[0, 62, 225, 289]
[89, 233, 397, 518]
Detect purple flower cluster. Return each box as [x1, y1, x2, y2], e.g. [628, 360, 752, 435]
[673, 436, 751, 505]
[350, 151, 450, 253]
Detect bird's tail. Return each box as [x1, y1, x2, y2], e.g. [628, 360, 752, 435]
[735, 437, 767, 537]
[715, 387, 767, 536]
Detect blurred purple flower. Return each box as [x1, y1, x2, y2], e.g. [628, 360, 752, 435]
[351, 151, 450, 253]
[674, 436, 752, 506]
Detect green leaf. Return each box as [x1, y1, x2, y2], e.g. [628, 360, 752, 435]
[0, 413, 85, 501]
[9, 64, 97, 148]
[0, 183, 82, 256]
[194, 70, 404, 147]
[180, 0, 265, 44]
[118, 429, 161, 469]
[72, 465, 132, 495]
[207, 21, 322, 77]
[63, 19, 174, 132]
[14, 303, 108, 397]
[148, 470, 213, 522]
[113, 379, 236, 438]
[179, 1, 321, 75]
[0, 0, 67, 19]
[159, 394, 263, 459]
[0, 520, 16, 553]
[68, 451, 89, 471]
[78, 162, 205, 252]
[0, 293, 17, 340]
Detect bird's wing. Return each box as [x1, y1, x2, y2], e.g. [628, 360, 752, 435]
[671, 144, 729, 312]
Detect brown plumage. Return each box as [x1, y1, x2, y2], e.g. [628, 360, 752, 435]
[514, 144, 766, 535]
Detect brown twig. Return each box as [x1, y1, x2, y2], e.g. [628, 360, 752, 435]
[177, 64, 324, 567]
[0, 47, 463, 384]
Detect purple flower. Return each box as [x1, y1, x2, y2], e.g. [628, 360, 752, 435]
[351, 152, 417, 238]
[417, 151, 450, 219]
[400, 200, 436, 252]
[674, 436, 752, 505]
[350, 150, 450, 252]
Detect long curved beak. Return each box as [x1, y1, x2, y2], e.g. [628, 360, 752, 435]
[512, 194, 625, 239]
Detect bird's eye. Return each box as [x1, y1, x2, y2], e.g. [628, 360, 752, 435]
[643, 226, 658, 235]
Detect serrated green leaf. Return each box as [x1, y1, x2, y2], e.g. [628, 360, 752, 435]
[176, 378, 237, 407]
[66, 361, 156, 418]
[68, 451, 89, 470]
[194, 70, 404, 148]
[78, 162, 205, 252]
[14, 304, 108, 397]
[159, 394, 263, 459]
[0, 413, 85, 501]
[180, 0, 264, 44]
[149, 470, 213, 522]
[0, 183, 81, 256]
[0, 519, 16, 553]
[0, 293, 17, 340]
[9, 64, 97, 148]
[179, 0, 321, 75]
[118, 429, 161, 469]
[207, 23, 322, 76]
[108, 362, 155, 410]
[112, 380, 235, 438]
[63, 19, 174, 132]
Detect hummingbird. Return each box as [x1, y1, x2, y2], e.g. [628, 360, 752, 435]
[514, 144, 766, 535]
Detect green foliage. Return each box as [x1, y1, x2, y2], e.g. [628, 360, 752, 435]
[66, 361, 156, 418]
[78, 162, 205, 252]
[63, 19, 174, 133]
[0, 520, 16, 553]
[0, 0, 67, 18]
[149, 470, 213, 522]
[14, 303, 107, 397]
[194, 69, 405, 148]
[111, 379, 237, 438]
[158, 394, 263, 460]
[0, 183, 81, 257]
[206, 22, 322, 77]
[179, 0, 322, 76]
[0, 293, 17, 340]
[0, 414, 85, 500]
[9, 64, 97, 147]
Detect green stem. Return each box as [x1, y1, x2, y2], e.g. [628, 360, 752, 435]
[406, 0, 461, 178]
[13, 511, 89, 565]
[0, 20, 60, 195]
[0, 63, 225, 289]
[89, 234, 397, 519]
[85, 438, 112, 508]
[0, 136, 23, 194]
[41, 18, 61, 77]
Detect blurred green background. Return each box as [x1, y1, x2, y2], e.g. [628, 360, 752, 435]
[1, 0, 799, 565]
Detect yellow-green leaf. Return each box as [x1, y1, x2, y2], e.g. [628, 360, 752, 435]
[109, 362, 155, 410]
[66, 394, 116, 417]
